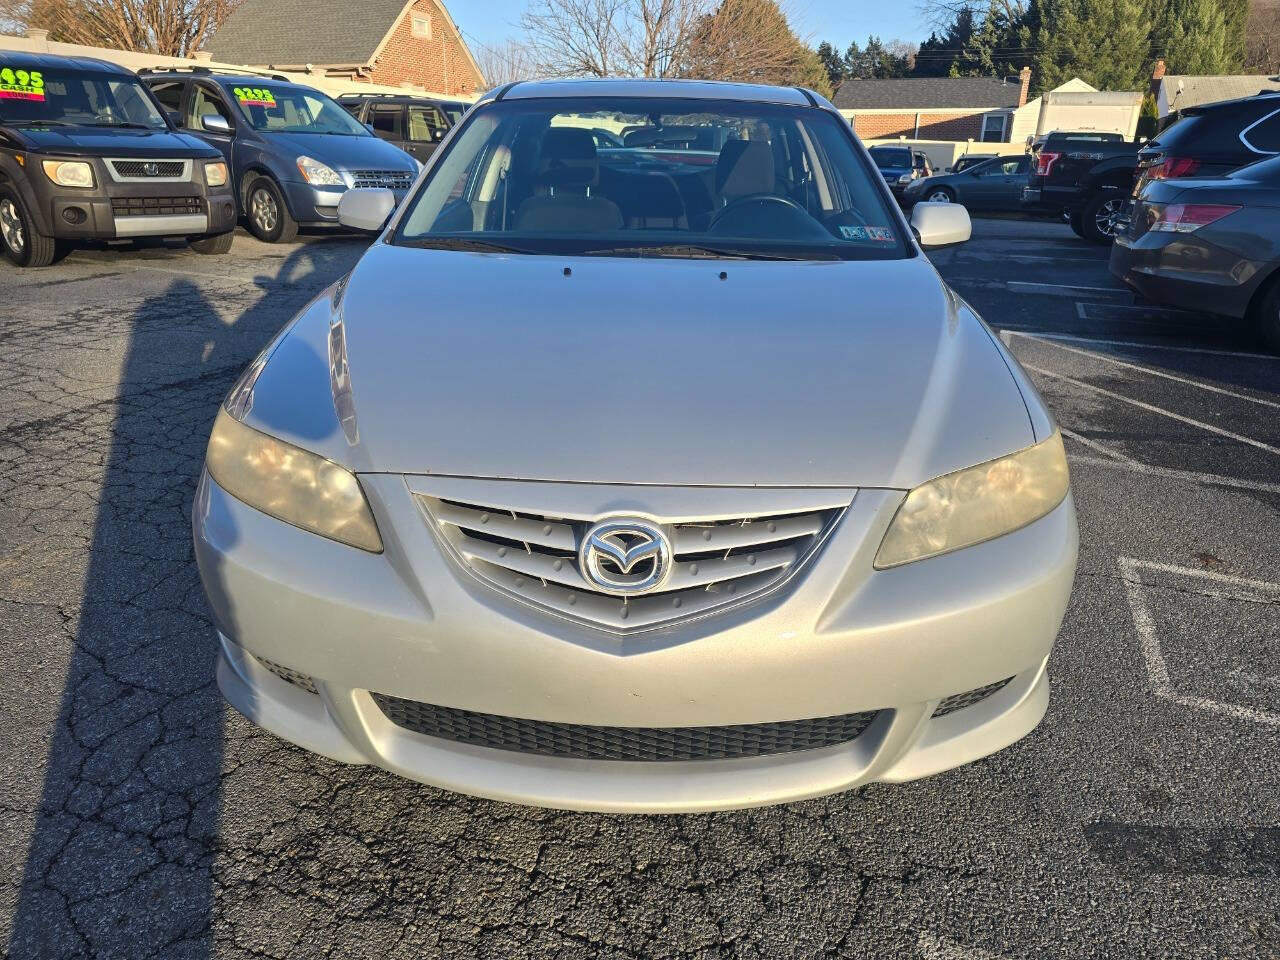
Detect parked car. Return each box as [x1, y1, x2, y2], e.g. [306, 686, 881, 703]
[867, 144, 932, 199]
[948, 154, 995, 173]
[337, 93, 465, 164]
[903, 154, 1031, 211]
[1022, 130, 1140, 244]
[1132, 92, 1280, 200]
[194, 78, 1077, 813]
[139, 67, 419, 242]
[0, 52, 237, 267]
[1111, 154, 1280, 353]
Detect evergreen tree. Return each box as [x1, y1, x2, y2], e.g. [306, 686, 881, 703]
[913, 8, 977, 77]
[816, 41, 846, 90]
[1150, 0, 1244, 74]
[1031, 0, 1152, 91]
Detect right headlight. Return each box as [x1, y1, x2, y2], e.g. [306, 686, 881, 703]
[874, 431, 1069, 569]
[42, 159, 95, 188]
[205, 408, 383, 552]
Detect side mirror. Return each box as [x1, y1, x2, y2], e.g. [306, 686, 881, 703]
[911, 203, 971, 249]
[338, 188, 395, 232]
[201, 114, 231, 134]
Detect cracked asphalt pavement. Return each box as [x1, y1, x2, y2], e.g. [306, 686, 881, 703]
[1, 221, 1277, 959]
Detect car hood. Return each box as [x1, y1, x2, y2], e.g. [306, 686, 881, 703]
[875, 165, 912, 177]
[11, 125, 218, 157]
[263, 131, 414, 172]
[242, 244, 1036, 489]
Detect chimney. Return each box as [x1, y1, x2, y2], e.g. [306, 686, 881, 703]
[1152, 58, 1166, 81]
[1017, 66, 1032, 107]
[191, 50, 213, 62]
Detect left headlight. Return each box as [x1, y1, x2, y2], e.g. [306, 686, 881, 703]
[205, 409, 383, 552]
[205, 161, 228, 187]
[296, 155, 344, 186]
[42, 159, 95, 188]
[874, 431, 1069, 569]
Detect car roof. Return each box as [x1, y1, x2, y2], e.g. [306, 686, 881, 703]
[0, 51, 131, 75]
[481, 78, 821, 108]
[139, 68, 310, 90]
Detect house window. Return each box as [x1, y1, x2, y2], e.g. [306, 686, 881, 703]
[981, 113, 1008, 143]
[411, 14, 431, 37]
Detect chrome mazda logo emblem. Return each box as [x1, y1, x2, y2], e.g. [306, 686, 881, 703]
[143, 162, 161, 176]
[579, 518, 672, 596]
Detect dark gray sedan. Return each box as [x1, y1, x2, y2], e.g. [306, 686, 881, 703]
[1110, 154, 1280, 352]
[903, 154, 1031, 210]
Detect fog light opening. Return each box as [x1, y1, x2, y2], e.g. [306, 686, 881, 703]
[62, 206, 87, 225]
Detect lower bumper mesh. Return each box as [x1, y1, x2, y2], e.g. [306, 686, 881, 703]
[372, 694, 878, 762]
[256, 656, 317, 694]
[932, 677, 1013, 717]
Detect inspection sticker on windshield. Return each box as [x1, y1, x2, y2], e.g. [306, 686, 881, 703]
[233, 86, 277, 107]
[840, 224, 895, 243]
[0, 67, 45, 101]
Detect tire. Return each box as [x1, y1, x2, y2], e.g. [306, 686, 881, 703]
[925, 187, 955, 203]
[1079, 191, 1126, 245]
[1068, 209, 1087, 239]
[0, 184, 63, 267]
[244, 176, 298, 243]
[1253, 278, 1280, 355]
[189, 231, 234, 255]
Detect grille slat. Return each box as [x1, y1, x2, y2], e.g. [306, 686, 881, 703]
[373, 694, 878, 761]
[932, 677, 1014, 717]
[256, 656, 318, 694]
[107, 158, 190, 181]
[111, 195, 204, 216]
[350, 168, 414, 190]
[420, 494, 847, 633]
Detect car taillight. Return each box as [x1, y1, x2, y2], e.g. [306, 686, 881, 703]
[1035, 151, 1061, 177]
[1145, 202, 1241, 233]
[1147, 156, 1201, 180]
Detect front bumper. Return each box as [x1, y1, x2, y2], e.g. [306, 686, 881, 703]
[39, 186, 237, 240]
[279, 181, 409, 224]
[1110, 231, 1265, 320]
[194, 470, 1078, 812]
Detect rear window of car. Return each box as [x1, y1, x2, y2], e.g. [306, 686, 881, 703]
[393, 96, 910, 262]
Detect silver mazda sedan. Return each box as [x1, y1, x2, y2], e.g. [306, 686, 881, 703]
[194, 79, 1078, 812]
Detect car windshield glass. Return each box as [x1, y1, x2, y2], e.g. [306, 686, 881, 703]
[0, 65, 167, 128]
[394, 96, 908, 261]
[227, 84, 369, 135]
[869, 148, 911, 169]
[438, 100, 468, 125]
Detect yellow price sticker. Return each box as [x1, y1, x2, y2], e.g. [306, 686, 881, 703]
[233, 86, 277, 107]
[0, 66, 45, 101]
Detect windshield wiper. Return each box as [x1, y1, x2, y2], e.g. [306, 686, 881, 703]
[6, 119, 76, 127]
[582, 243, 832, 261]
[85, 121, 157, 129]
[400, 236, 534, 254]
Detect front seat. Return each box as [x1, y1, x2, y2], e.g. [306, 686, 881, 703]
[714, 140, 776, 206]
[513, 128, 623, 233]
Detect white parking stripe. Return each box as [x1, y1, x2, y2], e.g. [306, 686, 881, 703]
[1009, 332, 1280, 409]
[1070, 454, 1280, 495]
[997, 329, 1280, 361]
[1021, 363, 1280, 456]
[1060, 428, 1141, 464]
[1010, 281, 1127, 296]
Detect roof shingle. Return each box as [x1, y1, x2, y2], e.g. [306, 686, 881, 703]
[207, 0, 410, 67]
[833, 77, 1023, 110]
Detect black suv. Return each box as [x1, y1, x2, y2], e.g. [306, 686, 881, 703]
[338, 93, 470, 163]
[0, 53, 237, 266]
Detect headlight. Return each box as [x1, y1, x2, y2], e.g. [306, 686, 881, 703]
[205, 408, 383, 552]
[296, 155, 344, 186]
[42, 159, 94, 188]
[874, 432, 1069, 569]
[205, 161, 228, 187]
[898, 173, 913, 184]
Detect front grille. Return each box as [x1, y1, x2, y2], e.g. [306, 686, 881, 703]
[256, 656, 318, 694]
[350, 168, 413, 190]
[106, 158, 190, 181]
[111, 195, 204, 217]
[373, 694, 878, 761]
[418, 494, 847, 633]
[932, 677, 1014, 717]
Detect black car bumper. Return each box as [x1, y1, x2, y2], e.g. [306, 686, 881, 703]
[34, 184, 237, 240]
[1109, 231, 1265, 320]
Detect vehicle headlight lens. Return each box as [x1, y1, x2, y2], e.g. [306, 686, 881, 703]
[205, 161, 228, 187]
[42, 159, 94, 188]
[296, 155, 344, 186]
[874, 432, 1069, 569]
[205, 408, 383, 552]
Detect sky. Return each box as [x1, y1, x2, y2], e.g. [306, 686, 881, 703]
[450, 0, 932, 66]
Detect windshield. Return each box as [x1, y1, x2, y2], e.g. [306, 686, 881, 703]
[0, 64, 167, 128]
[438, 100, 468, 125]
[394, 97, 907, 261]
[226, 83, 369, 136]
[869, 148, 911, 169]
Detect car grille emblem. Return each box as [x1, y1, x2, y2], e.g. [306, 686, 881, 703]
[143, 162, 161, 177]
[578, 518, 672, 596]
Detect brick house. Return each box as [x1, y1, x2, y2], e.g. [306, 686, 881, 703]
[207, 0, 485, 96]
[833, 70, 1033, 143]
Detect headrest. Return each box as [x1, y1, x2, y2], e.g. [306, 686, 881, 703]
[537, 127, 600, 188]
[715, 140, 774, 199]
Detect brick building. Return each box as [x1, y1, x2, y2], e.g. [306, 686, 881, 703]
[833, 71, 1033, 143]
[207, 0, 484, 96]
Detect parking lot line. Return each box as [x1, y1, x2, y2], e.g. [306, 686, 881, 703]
[1008, 332, 1280, 409]
[1021, 363, 1280, 457]
[1070, 454, 1280, 495]
[1010, 281, 1127, 296]
[1060, 427, 1141, 464]
[998, 330, 1280, 361]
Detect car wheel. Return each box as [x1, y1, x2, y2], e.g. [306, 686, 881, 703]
[189, 231, 234, 255]
[0, 186, 62, 267]
[245, 177, 298, 243]
[1068, 209, 1087, 239]
[1253, 280, 1280, 355]
[926, 188, 954, 203]
[1080, 192, 1125, 245]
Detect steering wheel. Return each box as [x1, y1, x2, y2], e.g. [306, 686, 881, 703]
[710, 194, 805, 226]
[707, 194, 828, 240]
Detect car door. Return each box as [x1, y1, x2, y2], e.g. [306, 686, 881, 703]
[368, 104, 406, 151]
[996, 155, 1032, 210]
[186, 82, 237, 167]
[404, 104, 448, 162]
[964, 158, 1022, 210]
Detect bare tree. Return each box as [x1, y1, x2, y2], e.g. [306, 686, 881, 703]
[520, 0, 710, 78]
[917, 0, 1027, 30]
[474, 38, 538, 86]
[1245, 0, 1280, 72]
[681, 0, 814, 87]
[2, 0, 240, 56]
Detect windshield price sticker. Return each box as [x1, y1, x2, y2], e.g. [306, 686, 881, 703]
[0, 67, 45, 101]
[233, 87, 277, 107]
